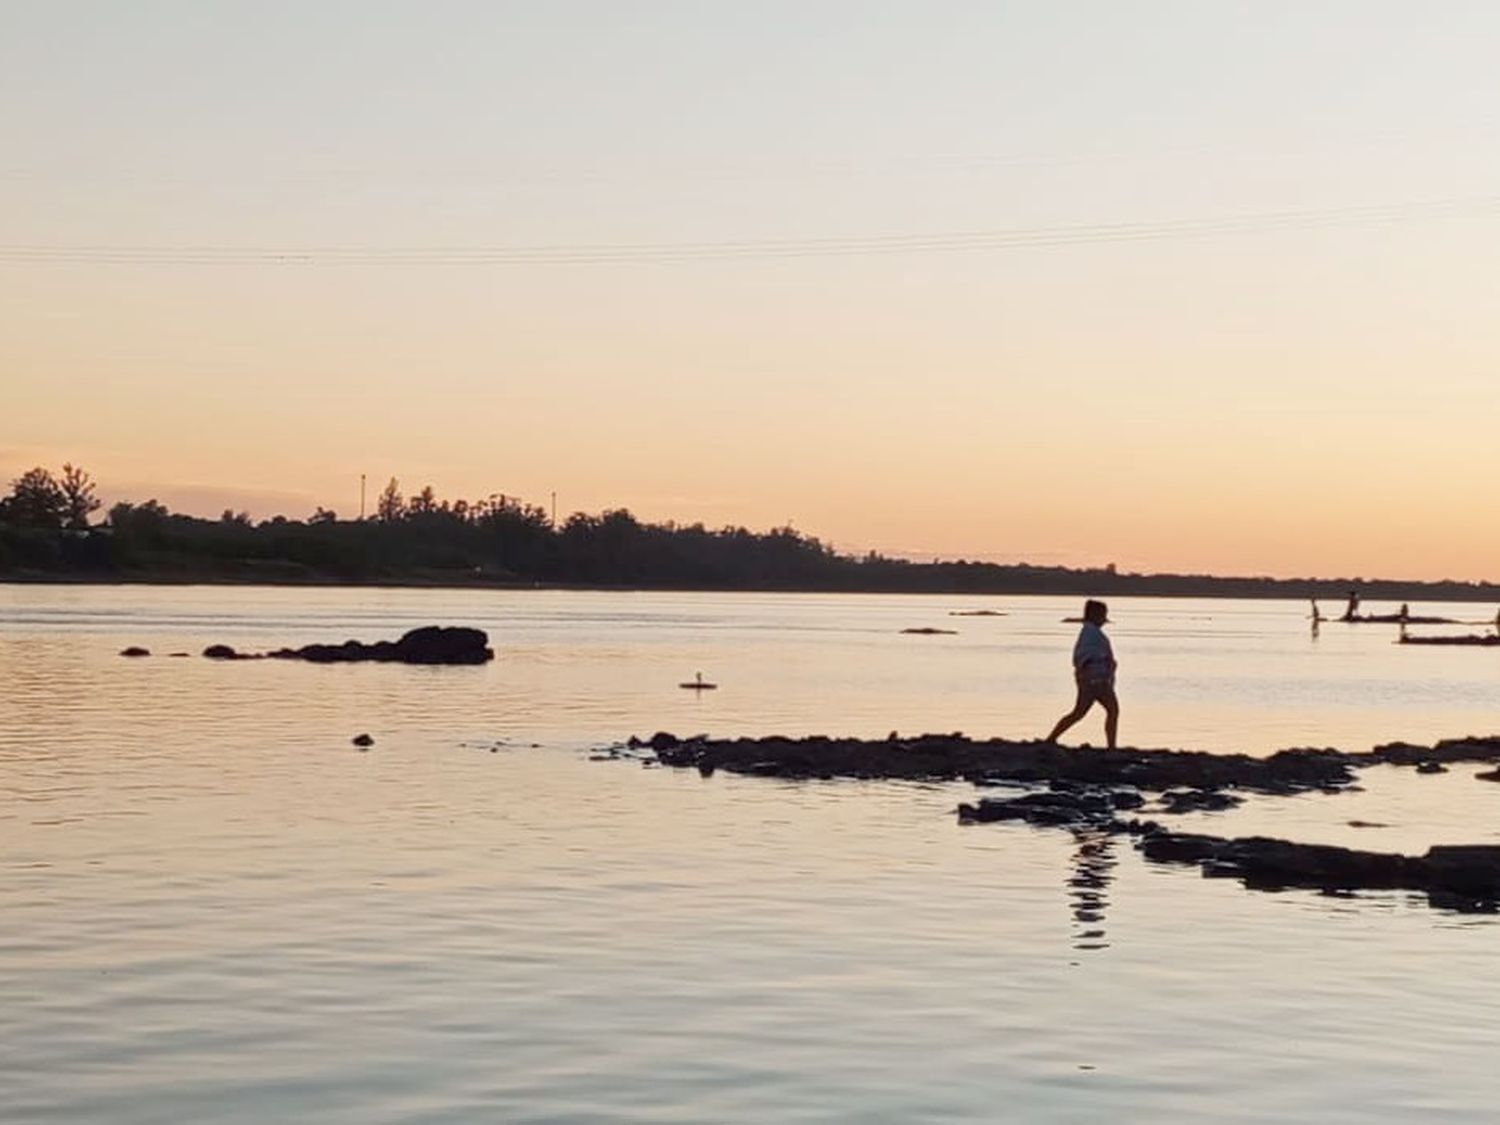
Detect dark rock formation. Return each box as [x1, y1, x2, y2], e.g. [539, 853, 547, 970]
[1157, 788, 1244, 813]
[949, 610, 1006, 617]
[119, 646, 150, 657]
[1141, 831, 1500, 909]
[269, 626, 493, 665]
[648, 732, 1361, 794]
[352, 733, 374, 747]
[203, 643, 255, 660]
[900, 627, 957, 635]
[1399, 633, 1500, 646]
[958, 791, 1117, 827]
[636, 728, 1500, 913]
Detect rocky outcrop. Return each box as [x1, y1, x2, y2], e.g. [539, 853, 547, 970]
[119, 646, 150, 657]
[636, 729, 1500, 913]
[1399, 634, 1500, 646]
[645, 732, 1361, 794]
[268, 626, 493, 665]
[196, 627, 493, 664]
[1142, 832, 1500, 909]
[203, 643, 256, 660]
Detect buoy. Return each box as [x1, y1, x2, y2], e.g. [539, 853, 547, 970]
[679, 672, 717, 691]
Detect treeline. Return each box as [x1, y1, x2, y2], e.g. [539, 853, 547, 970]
[3, 466, 1500, 601]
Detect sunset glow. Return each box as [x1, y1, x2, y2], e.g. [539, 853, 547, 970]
[5, 3, 1499, 579]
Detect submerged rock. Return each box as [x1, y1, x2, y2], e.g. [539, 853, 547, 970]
[1157, 788, 1244, 813]
[119, 646, 150, 657]
[352, 733, 374, 747]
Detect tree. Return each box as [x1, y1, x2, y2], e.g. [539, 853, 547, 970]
[376, 478, 404, 522]
[2, 467, 66, 529]
[58, 463, 100, 530]
[408, 484, 437, 516]
[310, 506, 337, 524]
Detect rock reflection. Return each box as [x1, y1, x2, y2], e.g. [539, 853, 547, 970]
[1068, 829, 1116, 951]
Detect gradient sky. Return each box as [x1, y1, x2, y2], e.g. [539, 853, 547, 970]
[5, 2, 1499, 579]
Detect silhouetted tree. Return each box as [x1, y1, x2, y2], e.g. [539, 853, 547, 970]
[376, 478, 404, 522]
[58, 463, 100, 530]
[2, 467, 67, 529]
[408, 485, 438, 516]
[310, 506, 337, 523]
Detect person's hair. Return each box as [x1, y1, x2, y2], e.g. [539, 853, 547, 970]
[1084, 599, 1108, 624]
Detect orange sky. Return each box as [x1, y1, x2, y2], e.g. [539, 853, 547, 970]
[4, 4, 1500, 580]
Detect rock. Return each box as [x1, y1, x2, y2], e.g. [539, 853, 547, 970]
[1475, 768, 1500, 782]
[1157, 789, 1244, 814]
[900, 627, 957, 635]
[1423, 846, 1500, 897]
[119, 646, 150, 657]
[647, 733, 1359, 793]
[352, 733, 374, 747]
[269, 626, 493, 665]
[958, 790, 1121, 828]
[203, 644, 244, 659]
[1416, 761, 1448, 774]
[647, 731, 680, 751]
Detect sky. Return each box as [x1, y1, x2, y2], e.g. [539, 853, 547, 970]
[4, 1, 1499, 580]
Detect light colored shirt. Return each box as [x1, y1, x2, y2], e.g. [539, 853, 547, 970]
[1072, 622, 1115, 679]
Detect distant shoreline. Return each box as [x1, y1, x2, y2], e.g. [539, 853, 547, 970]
[5, 570, 1500, 603]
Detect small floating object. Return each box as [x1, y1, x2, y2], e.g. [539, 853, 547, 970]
[901, 627, 957, 635]
[119, 646, 150, 657]
[352, 733, 374, 748]
[949, 609, 1006, 617]
[679, 672, 717, 690]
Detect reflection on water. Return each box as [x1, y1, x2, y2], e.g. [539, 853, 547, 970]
[1067, 830, 1116, 952]
[5, 586, 1500, 1122]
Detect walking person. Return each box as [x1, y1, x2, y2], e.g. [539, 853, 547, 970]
[1046, 599, 1119, 749]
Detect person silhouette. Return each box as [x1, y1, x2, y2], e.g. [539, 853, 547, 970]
[1045, 599, 1119, 749]
[1342, 589, 1361, 621]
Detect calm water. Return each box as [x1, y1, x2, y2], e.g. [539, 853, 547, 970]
[3, 585, 1500, 1122]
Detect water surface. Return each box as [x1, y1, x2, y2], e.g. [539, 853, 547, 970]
[3, 586, 1499, 1121]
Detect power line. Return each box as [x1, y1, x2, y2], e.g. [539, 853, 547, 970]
[1, 196, 1495, 266]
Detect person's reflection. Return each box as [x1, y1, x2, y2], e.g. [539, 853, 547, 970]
[1068, 829, 1116, 951]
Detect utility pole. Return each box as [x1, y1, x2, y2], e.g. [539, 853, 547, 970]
[551, 491, 557, 527]
[359, 474, 366, 521]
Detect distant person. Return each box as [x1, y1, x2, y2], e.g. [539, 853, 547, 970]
[1342, 589, 1361, 621]
[1399, 603, 1410, 623]
[1310, 598, 1323, 623]
[1046, 599, 1119, 750]
[1494, 607, 1499, 636]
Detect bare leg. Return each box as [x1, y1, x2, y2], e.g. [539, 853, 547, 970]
[1098, 687, 1119, 749]
[1046, 685, 1094, 744]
